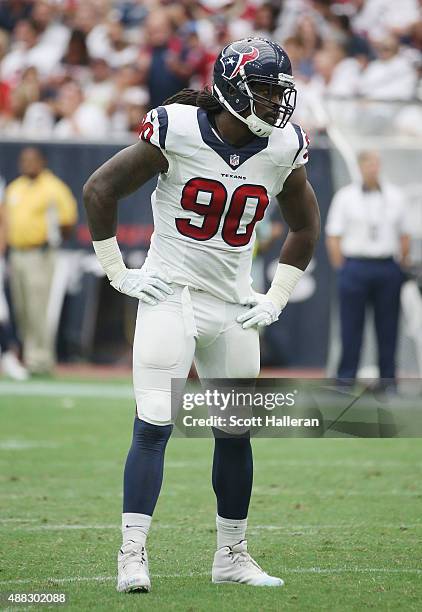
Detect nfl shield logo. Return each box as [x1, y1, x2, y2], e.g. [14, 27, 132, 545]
[230, 154, 240, 167]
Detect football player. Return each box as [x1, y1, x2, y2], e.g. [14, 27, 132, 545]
[83, 38, 320, 592]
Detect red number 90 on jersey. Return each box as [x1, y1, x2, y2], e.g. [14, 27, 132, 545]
[176, 177, 269, 248]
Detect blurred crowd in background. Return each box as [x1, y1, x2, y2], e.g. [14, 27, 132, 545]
[0, 0, 421, 140]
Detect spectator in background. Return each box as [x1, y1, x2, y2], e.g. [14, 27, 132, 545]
[358, 35, 418, 100]
[174, 20, 210, 88]
[106, 19, 139, 68]
[73, 3, 103, 39]
[326, 12, 374, 61]
[5, 64, 42, 130]
[15, 64, 40, 102]
[57, 29, 90, 84]
[1, 148, 77, 375]
[142, 9, 202, 109]
[114, 0, 148, 28]
[30, 0, 70, 68]
[20, 93, 55, 137]
[325, 150, 411, 391]
[53, 80, 110, 139]
[107, 63, 149, 133]
[84, 58, 115, 110]
[0, 2, 70, 82]
[283, 35, 306, 74]
[252, 2, 279, 39]
[293, 14, 323, 79]
[90, 19, 139, 68]
[110, 84, 149, 135]
[310, 41, 362, 98]
[0, 0, 32, 33]
[124, 87, 149, 133]
[0, 174, 28, 381]
[292, 39, 362, 132]
[88, 18, 139, 68]
[112, 63, 143, 95]
[274, 0, 310, 42]
[0, 19, 41, 82]
[11, 65, 55, 137]
[351, 0, 421, 42]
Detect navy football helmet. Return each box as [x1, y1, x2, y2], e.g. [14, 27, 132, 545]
[212, 38, 296, 137]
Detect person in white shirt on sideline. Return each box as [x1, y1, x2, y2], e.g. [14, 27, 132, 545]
[325, 150, 411, 390]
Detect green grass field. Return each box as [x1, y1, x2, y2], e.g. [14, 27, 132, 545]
[1, 378, 421, 611]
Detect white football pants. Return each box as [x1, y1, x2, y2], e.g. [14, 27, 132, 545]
[133, 285, 260, 425]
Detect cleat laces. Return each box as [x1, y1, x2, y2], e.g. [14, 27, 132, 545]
[228, 548, 264, 572]
[121, 544, 147, 571]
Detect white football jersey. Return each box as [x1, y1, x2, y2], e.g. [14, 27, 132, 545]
[139, 103, 308, 303]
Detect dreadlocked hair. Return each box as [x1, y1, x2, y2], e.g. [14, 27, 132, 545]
[163, 87, 222, 113]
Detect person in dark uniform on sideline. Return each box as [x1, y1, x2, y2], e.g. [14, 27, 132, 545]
[325, 150, 411, 390]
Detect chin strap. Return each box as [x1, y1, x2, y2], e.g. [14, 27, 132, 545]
[213, 84, 273, 138]
[245, 114, 273, 138]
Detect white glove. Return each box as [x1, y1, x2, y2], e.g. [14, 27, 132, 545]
[237, 263, 304, 329]
[111, 268, 173, 305]
[237, 293, 282, 329]
[92, 236, 173, 305]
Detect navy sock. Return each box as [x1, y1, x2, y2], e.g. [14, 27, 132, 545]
[0, 321, 13, 352]
[123, 417, 172, 516]
[211, 428, 253, 520]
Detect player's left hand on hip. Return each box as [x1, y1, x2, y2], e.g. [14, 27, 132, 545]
[237, 293, 285, 329]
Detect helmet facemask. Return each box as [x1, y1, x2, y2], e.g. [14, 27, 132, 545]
[214, 66, 296, 137]
[244, 76, 297, 129]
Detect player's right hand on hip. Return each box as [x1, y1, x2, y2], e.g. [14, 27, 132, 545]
[110, 269, 173, 305]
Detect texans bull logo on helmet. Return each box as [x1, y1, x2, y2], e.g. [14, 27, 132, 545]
[221, 45, 260, 80]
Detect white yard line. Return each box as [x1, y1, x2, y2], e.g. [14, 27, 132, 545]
[253, 459, 422, 468]
[1, 524, 119, 530]
[0, 440, 59, 450]
[0, 574, 205, 586]
[3, 489, 420, 501]
[165, 459, 422, 468]
[250, 523, 422, 530]
[1, 521, 421, 531]
[0, 381, 134, 400]
[252, 487, 422, 497]
[1, 567, 421, 587]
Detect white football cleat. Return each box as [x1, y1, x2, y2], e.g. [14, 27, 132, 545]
[117, 541, 151, 593]
[212, 540, 284, 587]
[1, 351, 28, 381]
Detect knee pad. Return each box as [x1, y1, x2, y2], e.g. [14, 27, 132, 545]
[136, 390, 173, 425]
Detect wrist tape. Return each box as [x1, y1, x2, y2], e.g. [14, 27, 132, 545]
[266, 263, 304, 310]
[92, 236, 126, 282]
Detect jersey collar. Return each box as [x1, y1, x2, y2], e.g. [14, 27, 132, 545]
[197, 108, 269, 170]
